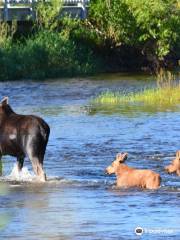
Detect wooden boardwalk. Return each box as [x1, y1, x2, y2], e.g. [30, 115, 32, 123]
[0, 0, 90, 21]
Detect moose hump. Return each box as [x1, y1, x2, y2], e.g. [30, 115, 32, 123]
[0, 97, 50, 182]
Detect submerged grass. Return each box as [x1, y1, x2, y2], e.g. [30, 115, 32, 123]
[90, 71, 180, 116]
[94, 86, 180, 106]
[93, 72, 180, 108]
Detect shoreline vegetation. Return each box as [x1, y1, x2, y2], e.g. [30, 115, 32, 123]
[0, 0, 180, 81]
[93, 85, 180, 106]
[92, 71, 180, 109]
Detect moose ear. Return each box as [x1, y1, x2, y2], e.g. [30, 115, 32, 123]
[116, 152, 128, 163]
[1, 97, 9, 106]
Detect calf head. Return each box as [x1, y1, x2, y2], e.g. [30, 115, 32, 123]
[165, 150, 180, 174]
[171, 150, 180, 167]
[173, 151, 180, 168]
[105, 152, 128, 174]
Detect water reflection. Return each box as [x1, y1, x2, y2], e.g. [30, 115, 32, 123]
[88, 103, 180, 116]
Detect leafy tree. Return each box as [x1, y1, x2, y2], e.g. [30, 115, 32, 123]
[126, 0, 180, 61]
[89, 0, 180, 69]
[35, 0, 62, 30]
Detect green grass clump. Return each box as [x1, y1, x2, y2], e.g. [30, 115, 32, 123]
[93, 84, 180, 107]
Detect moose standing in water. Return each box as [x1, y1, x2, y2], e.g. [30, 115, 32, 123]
[0, 97, 50, 181]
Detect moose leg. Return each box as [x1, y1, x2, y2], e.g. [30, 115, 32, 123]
[26, 146, 46, 181]
[17, 156, 24, 172]
[26, 135, 47, 182]
[30, 156, 46, 182]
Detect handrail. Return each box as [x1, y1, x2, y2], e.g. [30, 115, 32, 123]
[0, 0, 90, 20]
[2, 0, 90, 4]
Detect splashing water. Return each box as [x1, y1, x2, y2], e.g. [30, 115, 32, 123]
[1, 165, 67, 184]
[6, 164, 35, 182]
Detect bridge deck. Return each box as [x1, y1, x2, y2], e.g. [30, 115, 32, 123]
[0, 0, 90, 21]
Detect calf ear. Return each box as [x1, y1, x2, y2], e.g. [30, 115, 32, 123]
[116, 152, 128, 162]
[116, 153, 121, 162]
[121, 152, 128, 162]
[176, 150, 180, 160]
[1, 97, 9, 106]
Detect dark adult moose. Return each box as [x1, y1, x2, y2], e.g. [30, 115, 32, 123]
[0, 97, 50, 181]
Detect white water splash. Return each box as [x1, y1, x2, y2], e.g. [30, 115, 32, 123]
[0, 165, 114, 187]
[7, 164, 35, 182]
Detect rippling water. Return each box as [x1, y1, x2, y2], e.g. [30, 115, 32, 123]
[0, 74, 180, 239]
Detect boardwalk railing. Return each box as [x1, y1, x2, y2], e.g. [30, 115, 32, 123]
[0, 0, 90, 21]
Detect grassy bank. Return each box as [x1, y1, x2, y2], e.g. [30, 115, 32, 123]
[93, 71, 180, 108]
[93, 86, 180, 106]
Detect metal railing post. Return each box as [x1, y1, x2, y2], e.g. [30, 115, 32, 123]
[82, 0, 87, 19]
[30, 0, 36, 20]
[78, 0, 87, 19]
[4, 0, 9, 21]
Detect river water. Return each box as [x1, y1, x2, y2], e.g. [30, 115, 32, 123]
[0, 73, 180, 239]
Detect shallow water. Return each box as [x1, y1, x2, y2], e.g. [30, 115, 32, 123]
[0, 73, 180, 239]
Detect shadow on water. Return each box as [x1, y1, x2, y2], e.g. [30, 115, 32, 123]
[88, 103, 180, 117]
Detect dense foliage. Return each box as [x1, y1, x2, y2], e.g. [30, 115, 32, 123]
[0, 1, 101, 80]
[89, 0, 180, 70]
[0, 29, 99, 80]
[0, 0, 179, 80]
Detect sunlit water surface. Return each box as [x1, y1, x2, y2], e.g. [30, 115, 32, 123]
[0, 73, 180, 240]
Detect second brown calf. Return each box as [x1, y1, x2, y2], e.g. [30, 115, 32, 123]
[105, 152, 161, 190]
[165, 150, 180, 176]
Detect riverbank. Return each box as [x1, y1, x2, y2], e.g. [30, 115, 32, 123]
[92, 70, 180, 111]
[0, 25, 179, 81]
[93, 84, 180, 107]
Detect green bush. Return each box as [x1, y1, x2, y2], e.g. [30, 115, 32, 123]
[0, 0, 179, 80]
[35, 0, 62, 31]
[0, 30, 99, 80]
[89, 0, 180, 68]
[0, 1, 102, 81]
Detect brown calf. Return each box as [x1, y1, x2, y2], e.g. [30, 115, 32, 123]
[165, 151, 180, 176]
[105, 152, 161, 189]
